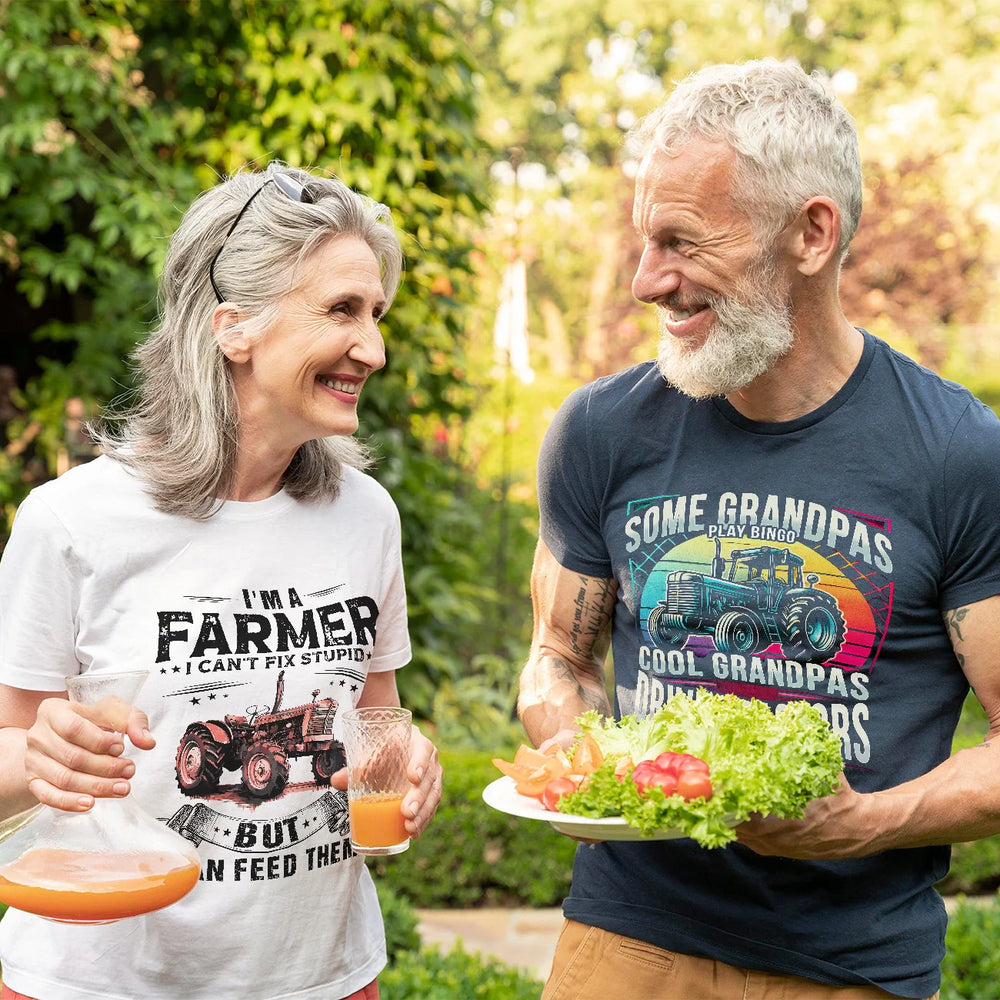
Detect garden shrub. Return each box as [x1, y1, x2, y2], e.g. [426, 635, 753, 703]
[380, 944, 542, 1000]
[939, 839, 1000, 896]
[938, 695, 1000, 896]
[941, 895, 1000, 999]
[369, 749, 575, 908]
[378, 885, 421, 965]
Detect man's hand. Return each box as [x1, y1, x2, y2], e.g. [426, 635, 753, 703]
[735, 774, 876, 859]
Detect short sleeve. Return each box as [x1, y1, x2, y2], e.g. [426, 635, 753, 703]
[939, 398, 1000, 609]
[369, 497, 411, 672]
[537, 384, 613, 578]
[0, 491, 85, 690]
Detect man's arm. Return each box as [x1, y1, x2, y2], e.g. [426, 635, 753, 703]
[738, 592, 1000, 858]
[517, 541, 618, 747]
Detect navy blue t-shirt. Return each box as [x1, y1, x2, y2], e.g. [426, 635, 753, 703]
[537, 331, 1000, 998]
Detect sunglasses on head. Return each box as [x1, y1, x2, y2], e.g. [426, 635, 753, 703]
[208, 171, 316, 304]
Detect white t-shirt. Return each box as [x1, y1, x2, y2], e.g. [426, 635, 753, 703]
[0, 455, 412, 1000]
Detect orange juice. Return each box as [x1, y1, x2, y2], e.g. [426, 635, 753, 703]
[349, 793, 408, 848]
[0, 847, 200, 922]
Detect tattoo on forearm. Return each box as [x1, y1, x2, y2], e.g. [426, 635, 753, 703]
[944, 606, 969, 668]
[568, 576, 616, 657]
[550, 655, 611, 715]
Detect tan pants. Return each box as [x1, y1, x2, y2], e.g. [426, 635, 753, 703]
[542, 920, 939, 1000]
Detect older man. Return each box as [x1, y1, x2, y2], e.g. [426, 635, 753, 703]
[519, 59, 1000, 1000]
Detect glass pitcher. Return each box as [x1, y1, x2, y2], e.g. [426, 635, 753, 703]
[0, 670, 200, 924]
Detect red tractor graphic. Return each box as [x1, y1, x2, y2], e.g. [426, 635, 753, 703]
[174, 670, 346, 799]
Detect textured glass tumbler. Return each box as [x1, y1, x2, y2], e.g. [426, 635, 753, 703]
[341, 707, 412, 856]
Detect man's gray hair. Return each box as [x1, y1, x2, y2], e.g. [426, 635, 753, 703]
[626, 59, 862, 258]
[92, 163, 403, 518]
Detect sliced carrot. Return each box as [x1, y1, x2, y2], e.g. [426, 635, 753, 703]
[613, 755, 634, 781]
[570, 733, 605, 775]
[495, 744, 572, 797]
[513, 745, 553, 769]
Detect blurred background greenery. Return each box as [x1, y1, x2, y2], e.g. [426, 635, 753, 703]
[4, 1, 1000, 993]
[4, 0, 999, 747]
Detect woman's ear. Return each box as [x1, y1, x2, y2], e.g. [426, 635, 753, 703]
[212, 304, 252, 364]
[789, 196, 842, 277]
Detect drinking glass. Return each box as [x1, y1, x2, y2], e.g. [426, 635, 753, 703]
[341, 707, 412, 856]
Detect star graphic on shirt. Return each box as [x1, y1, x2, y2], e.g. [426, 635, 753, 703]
[190, 697, 200, 705]
[173, 665, 181, 673]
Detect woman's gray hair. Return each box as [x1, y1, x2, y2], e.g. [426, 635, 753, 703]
[91, 163, 403, 518]
[626, 59, 862, 259]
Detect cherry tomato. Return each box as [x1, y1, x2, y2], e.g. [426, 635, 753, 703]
[541, 776, 579, 812]
[676, 771, 713, 801]
[643, 769, 678, 796]
[653, 752, 680, 774]
[675, 754, 711, 775]
[630, 760, 662, 795]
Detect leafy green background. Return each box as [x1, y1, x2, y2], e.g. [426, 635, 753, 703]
[0, 0, 537, 733]
[4, 1, 1000, 992]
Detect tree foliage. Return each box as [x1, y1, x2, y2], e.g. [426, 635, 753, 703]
[455, 0, 1000, 486]
[0, 0, 532, 725]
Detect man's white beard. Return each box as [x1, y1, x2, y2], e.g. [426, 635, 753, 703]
[655, 259, 794, 400]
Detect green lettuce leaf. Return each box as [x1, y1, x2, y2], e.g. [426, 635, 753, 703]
[561, 690, 843, 849]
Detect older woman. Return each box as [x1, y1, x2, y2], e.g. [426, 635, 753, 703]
[0, 164, 441, 1000]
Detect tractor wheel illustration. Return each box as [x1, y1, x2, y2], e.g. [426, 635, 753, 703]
[646, 605, 687, 646]
[779, 593, 846, 661]
[175, 725, 225, 795]
[242, 741, 290, 798]
[714, 609, 769, 655]
[312, 745, 347, 783]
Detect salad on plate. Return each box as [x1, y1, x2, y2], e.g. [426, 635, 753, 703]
[489, 690, 844, 849]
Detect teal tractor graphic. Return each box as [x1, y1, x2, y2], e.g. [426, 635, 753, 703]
[647, 539, 846, 662]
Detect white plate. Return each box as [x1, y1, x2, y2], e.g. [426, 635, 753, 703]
[482, 776, 700, 842]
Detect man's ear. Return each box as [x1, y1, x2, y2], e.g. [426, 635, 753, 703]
[212, 304, 252, 364]
[788, 196, 842, 277]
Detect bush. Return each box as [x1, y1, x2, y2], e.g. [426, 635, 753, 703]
[942, 896, 1000, 999]
[939, 695, 1000, 896]
[378, 885, 421, 966]
[369, 749, 575, 908]
[378, 889, 542, 999]
[380, 945, 542, 1000]
[940, 839, 1000, 897]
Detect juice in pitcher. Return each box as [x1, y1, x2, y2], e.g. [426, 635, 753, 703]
[0, 847, 201, 923]
[0, 671, 202, 923]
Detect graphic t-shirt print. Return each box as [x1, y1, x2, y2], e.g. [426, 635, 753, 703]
[154, 582, 379, 884]
[624, 490, 892, 766]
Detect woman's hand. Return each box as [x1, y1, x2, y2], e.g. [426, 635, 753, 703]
[24, 695, 155, 812]
[399, 724, 442, 839]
